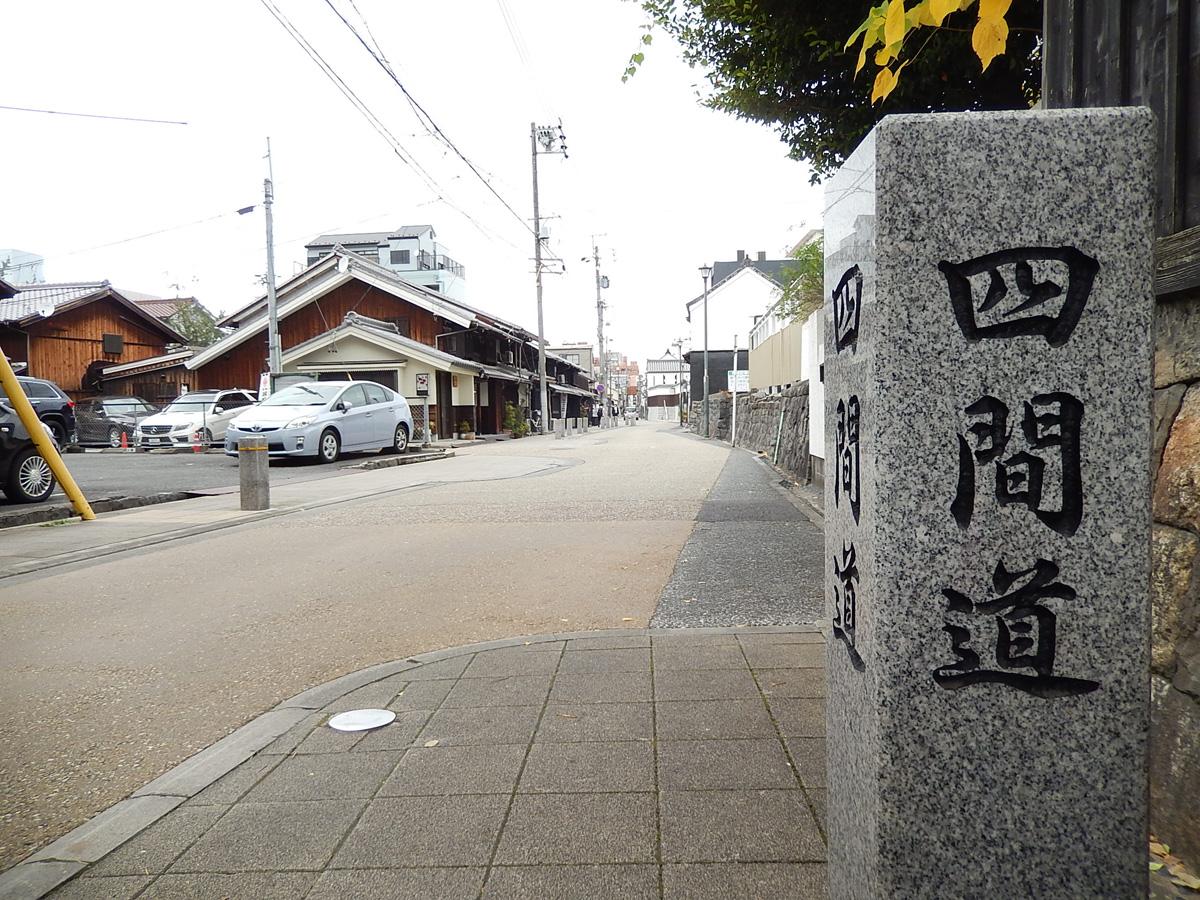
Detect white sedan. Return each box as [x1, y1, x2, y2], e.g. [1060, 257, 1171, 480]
[225, 381, 414, 462]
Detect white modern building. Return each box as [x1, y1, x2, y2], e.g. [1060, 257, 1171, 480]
[305, 225, 466, 301]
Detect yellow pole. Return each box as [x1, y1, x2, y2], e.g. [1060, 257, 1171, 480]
[0, 355, 94, 520]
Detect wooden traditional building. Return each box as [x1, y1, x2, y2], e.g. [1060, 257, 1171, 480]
[0, 281, 185, 398]
[145, 248, 593, 437]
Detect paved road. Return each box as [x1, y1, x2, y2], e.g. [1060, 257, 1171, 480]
[651, 444, 825, 627]
[0, 423, 731, 870]
[0, 450, 379, 506]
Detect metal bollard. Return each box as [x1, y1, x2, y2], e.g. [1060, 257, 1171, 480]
[238, 436, 270, 510]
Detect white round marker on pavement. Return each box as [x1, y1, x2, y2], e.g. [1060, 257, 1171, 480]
[327, 709, 396, 732]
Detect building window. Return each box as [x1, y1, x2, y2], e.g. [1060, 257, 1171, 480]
[102, 333, 124, 354]
[390, 249, 411, 265]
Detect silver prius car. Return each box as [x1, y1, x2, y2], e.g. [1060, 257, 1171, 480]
[225, 381, 414, 462]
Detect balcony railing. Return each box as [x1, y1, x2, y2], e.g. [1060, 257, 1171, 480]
[417, 250, 466, 279]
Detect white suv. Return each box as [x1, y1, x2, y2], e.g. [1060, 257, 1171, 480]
[137, 389, 257, 448]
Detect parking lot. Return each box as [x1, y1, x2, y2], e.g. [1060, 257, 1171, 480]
[0, 447, 398, 524]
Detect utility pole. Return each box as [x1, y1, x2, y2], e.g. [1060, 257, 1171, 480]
[263, 138, 282, 386]
[731, 333, 738, 447]
[673, 338, 685, 427]
[530, 122, 567, 435]
[700, 264, 713, 437]
[593, 238, 609, 427]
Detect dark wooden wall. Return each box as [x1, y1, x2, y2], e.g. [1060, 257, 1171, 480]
[25, 297, 172, 396]
[196, 280, 443, 390]
[1043, 0, 1200, 292]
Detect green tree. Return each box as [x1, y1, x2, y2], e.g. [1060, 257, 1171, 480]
[777, 235, 825, 323]
[634, 1, 1041, 181]
[166, 302, 223, 346]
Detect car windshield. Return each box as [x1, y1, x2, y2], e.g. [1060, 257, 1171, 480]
[105, 402, 151, 414]
[163, 396, 218, 413]
[259, 383, 342, 407]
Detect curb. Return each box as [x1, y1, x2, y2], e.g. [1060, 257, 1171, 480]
[350, 449, 454, 471]
[0, 625, 821, 898]
[0, 492, 191, 531]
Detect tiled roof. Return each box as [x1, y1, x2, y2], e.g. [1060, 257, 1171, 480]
[0, 281, 109, 321]
[132, 297, 194, 319]
[305, 225, 433, 248]
[711, 257, 792, 288]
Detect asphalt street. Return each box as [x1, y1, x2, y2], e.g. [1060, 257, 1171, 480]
[0, 449, 396, 524]
[0, 422, 740, 870]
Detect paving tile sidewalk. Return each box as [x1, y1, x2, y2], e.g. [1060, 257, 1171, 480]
[22, 627, 828, 900]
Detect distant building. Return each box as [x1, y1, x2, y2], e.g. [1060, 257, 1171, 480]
[304, 225, 466, 301]
[748, 229, 822, 393]
[645, 349, 686, 421]
[547, 343, 596, 380]
[685, 249, 791, 354]
[0, 249, 45, 285]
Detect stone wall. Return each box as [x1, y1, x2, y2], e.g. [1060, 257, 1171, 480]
[1151, 291, 1200, 864]
[690, 382, 810, 482]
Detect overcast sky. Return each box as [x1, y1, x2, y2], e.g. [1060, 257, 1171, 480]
[2, 0, 822, 367]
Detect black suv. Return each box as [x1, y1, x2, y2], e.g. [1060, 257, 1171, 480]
[0, 376, 77, 445]
[0, 401, 57, 503]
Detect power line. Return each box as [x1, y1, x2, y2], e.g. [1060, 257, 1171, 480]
[1, 207, 254, 271]
[320, 0, 541, 240]
[257, 0, 524, 253]
[0, 104, 187, 126]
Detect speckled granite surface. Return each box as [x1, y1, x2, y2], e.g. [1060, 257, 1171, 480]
[823, 108, 1155, 898]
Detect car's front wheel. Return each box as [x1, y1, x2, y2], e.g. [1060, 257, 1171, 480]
[107, 426, 123, 448]
[46, 419, 67, 445]
[4, 447, 56, 503]
[383, 423, 409, 454]
[318, 428, 341, 463]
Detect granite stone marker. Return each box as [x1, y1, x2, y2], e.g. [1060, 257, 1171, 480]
[823, 109, 1153, 898]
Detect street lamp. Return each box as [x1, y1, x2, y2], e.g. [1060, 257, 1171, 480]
[699, 264, 712, 437]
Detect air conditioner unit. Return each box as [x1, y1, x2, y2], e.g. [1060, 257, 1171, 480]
[504, 351, 515, 366]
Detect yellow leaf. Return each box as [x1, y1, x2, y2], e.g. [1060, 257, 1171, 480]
[884, 0, 907, 47]
[856, 39, 871, 74]
[929, 0, 960, 24]
[979, 0, 1013, 16]
[972, 15, 1009, 71]
[1173, 872, 1200, 890]
[1149, 862, 1164, 871]
[871, 61, 908, 104]
[914, 0, 937, 26]
[876, 44, 898, 66]
[1150, 841, 1170, 856]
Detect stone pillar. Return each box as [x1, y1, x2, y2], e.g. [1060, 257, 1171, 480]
[238, 436, 270, 511]
[823, 109, 1154, 898]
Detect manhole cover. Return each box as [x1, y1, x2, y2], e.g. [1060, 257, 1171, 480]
[327, 708, 396, 732]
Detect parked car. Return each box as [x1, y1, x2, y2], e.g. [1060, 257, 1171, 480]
[137, 389, 257, 449]
[0, 400, 57, 503]
[0, 376, 77, 445]
[76, 396, 159, 447]
[225, 381, 413, 463]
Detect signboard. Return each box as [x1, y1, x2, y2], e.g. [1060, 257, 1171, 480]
[727, 370, 749, 393]
[416, 373, 430, 396]
[595, 383, 605, 394]
[258, 372, 271, 401]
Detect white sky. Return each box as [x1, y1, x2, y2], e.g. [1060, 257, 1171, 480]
[2, 0, 822, 368]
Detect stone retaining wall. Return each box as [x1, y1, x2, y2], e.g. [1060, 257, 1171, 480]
[690, 382, 810, 483]
[1151, 291, 1200, 864]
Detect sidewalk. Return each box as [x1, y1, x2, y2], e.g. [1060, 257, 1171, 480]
[5, 627, 828, 900]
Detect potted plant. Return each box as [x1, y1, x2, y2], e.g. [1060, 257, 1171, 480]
[458, 419, 475, 440]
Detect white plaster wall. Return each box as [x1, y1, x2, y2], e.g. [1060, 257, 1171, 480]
[801, 309, 824, 461]
[688, 268, 781, 353]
